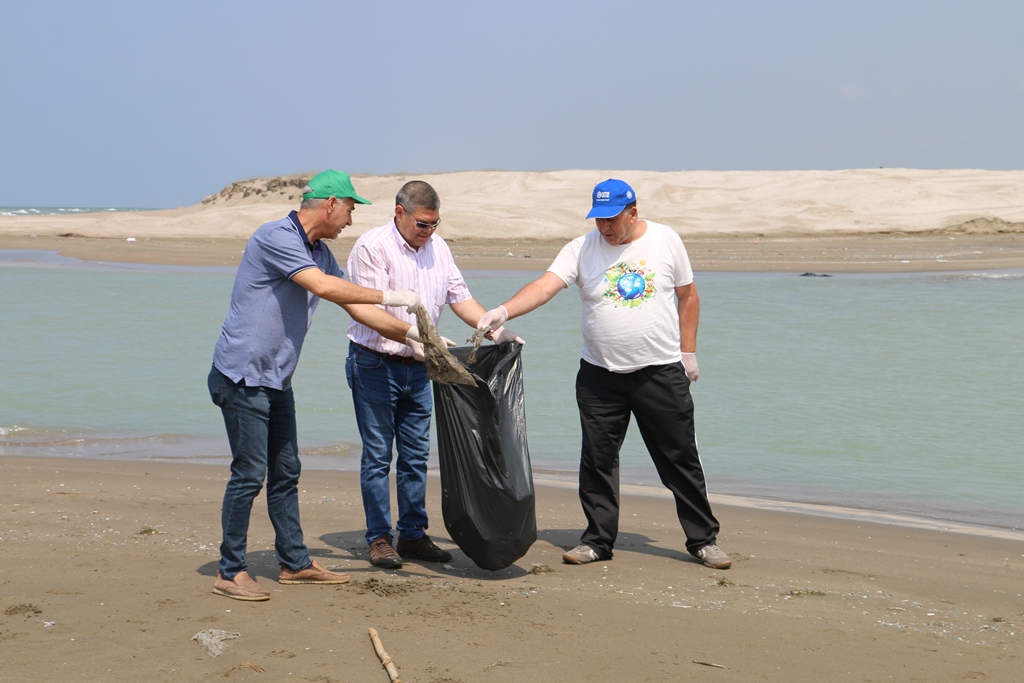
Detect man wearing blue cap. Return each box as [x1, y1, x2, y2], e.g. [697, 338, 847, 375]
[477, 179, 731, 570]
[209, 170, 426, 601]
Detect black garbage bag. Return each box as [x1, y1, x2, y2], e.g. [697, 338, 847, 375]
[432, 342, 536, 570]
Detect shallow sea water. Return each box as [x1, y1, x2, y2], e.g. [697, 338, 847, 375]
[2, 250, 1022, 532]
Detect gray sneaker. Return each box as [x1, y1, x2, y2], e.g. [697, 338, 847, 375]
[696, 544, 732, 569]
[562, 544, 601, 565]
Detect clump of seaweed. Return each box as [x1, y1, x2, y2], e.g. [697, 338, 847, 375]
[413, 306, 477, 387]
[465, 327, 488, 365]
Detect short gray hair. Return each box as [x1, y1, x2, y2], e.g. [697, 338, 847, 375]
[396, 181, 439, 213]
[300, 194, 326, 211]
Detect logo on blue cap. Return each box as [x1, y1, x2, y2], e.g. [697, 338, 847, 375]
[586, 179, 636, 219]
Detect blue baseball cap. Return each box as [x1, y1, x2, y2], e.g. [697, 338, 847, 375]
[585, 178, 636, 219]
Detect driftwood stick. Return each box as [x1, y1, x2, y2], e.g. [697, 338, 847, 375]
[692, 660, 725, 668]
[368, 628, 402, 683]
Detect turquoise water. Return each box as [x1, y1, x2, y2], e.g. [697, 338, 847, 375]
[2, 250, 1022, 532]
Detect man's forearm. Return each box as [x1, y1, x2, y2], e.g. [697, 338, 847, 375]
[503, 273, 566, 320]
[676, 284, 700, 353]
[343, 304, 413, 344]
[293, 268, 384, 306]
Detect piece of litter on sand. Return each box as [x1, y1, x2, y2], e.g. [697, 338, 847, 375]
[192, 629, 240, 657]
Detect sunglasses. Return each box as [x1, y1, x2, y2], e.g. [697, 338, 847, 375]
[412, 218, 441, 232]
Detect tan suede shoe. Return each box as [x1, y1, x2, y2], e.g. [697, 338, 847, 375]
[369, 535, 404, 569]
[212, 570, 271, 601]
[278, 559, 350, 585]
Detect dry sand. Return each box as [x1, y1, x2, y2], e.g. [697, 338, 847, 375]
[3, 168, 1024, 272]
[2, 457, 1021, 683]
[3, 170, 1023, 681]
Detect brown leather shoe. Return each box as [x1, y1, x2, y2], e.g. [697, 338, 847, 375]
[278, 559, 350, 585]
[369, 536, 404, 569]
[213, 570, 271, 601]
[397, 534, 453, 563]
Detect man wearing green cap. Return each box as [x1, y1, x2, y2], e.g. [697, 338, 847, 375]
[208, 170, 425, 601]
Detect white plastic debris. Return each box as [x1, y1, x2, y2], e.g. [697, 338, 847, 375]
[192, 629, 240, 656]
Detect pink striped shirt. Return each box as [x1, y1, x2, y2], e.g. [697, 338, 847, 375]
[346, 219, 473, 356]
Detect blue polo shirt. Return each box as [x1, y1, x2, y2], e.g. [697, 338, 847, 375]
[212, 211, 345, 390]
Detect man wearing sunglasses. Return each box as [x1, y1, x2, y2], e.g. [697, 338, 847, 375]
[343, 180, 517, 569]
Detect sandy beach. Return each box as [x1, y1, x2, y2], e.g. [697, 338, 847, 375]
[2, 456, 1021, 683]
[3, 170, 1023, 681]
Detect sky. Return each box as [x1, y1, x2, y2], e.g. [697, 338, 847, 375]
[2, 0, 1022, 208]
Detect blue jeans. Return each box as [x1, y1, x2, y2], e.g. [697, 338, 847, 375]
[345, 345, 433, 545]
[208, 366, 310, 578]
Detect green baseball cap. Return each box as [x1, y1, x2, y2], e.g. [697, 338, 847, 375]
[302, 170, 372, 204]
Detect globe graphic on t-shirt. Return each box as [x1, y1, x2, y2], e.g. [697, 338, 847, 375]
[617, 272, 646, 300]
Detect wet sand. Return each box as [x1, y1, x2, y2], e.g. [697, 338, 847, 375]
[4, 231, 1024, 272]
[2, 456, 1021, 682]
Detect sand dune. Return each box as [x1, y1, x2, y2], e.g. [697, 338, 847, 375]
[4, 169, 1023, 243]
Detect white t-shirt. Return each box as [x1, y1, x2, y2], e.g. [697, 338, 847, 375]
[547, 221, 694, 373]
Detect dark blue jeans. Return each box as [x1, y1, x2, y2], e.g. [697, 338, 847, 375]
[208, 366, 310, 579]
[345, 345, 432, 545]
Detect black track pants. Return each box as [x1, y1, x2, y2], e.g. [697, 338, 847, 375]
[575, 360, 720, 557]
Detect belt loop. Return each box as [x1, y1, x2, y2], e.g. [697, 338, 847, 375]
[353, 342, 421, 366]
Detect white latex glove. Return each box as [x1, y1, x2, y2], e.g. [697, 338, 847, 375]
[681, 352, 699, 382]
[405, 327, 454, 361]
[382, 289, 423, 313]
[408, 326, 455, 347]
[477, 305, 508, 332]
[406, 327, 426, 362]
[490, 326, 525, 345]
[407, 339, 425, 362]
